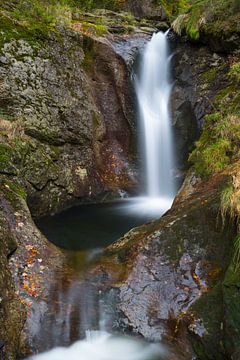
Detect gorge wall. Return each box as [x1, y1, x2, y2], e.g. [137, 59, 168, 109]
[0, 1, 239, 359]
[0, 28, 138, 219]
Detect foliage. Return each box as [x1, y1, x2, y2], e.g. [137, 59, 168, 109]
[229, 62, 240, 82]
[73, 21, 107, 36]
[0, 0, 133, 48]
[172, 0, 240, 41]
[220, 180, 240, 271]
[220, 183, 235, 224]
[153, 0, 190, 17]
[3, 180, 27, 201]
[189, 57, 240, 177]
[189, 111, 240, 176]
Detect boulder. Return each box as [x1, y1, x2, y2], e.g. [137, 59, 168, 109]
[88, 163, 239, 359]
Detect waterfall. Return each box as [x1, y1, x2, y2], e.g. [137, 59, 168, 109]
[26, 32, 176, 360]
[28, 331, 166, 360]
[136, 31, 175, 207]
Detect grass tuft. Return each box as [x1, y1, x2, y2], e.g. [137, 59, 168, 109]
[220, 177, 240, 272]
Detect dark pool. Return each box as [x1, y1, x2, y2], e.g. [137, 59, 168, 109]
[36, 199, 161, 252]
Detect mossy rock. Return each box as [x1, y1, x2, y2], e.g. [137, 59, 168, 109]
[0, 143, 18, 175]
[223, 265, 240, 359]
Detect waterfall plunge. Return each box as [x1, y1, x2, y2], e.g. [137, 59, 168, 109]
[135, 31, 175, 212]
[26, 32, 176, 360]
[28, 331, 166, 360]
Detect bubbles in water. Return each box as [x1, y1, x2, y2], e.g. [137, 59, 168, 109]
[28, 331, 167, 360]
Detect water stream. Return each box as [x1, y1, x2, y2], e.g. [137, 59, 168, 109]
[135, 30, 175, 213]
[30, 31, 176, 360]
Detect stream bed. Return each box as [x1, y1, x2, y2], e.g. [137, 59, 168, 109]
[31, 198, 171, 356]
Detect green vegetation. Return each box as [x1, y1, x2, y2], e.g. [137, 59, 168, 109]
[0, 0, 137, 49]
[80, 21, 107, 36]
[189, 112, 240, 176]
[0, 108, 15, 122]
[0, 143, 16, 168]
[153, 0, 190, 18]
[220, 183, 235, 224]
[172, 0, 240, 41]
[4, 179, 27, 200]
[189, 59, 240, 177]
[229, 62, 240, 82]
[220, 180, 240, 271]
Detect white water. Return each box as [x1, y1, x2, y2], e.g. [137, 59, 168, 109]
[28, 32, 176, 360]
[28, 331, 166, 360]
[135, 31, 175, 213]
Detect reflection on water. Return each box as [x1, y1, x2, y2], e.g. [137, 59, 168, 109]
[37, 199, 171, 252]
[32, 199, 173, 357]
[27, 254, 101, 351]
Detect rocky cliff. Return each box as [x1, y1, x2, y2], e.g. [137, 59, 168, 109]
[0, 0, 239, 359]
[90, 163, 239, 359]
[87, 3, 240, 358]
[0, 7, 145, 357]
[0, 25, 140, 219]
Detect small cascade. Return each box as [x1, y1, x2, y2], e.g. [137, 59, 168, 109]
[29, 331, 166, 360]
[27, 32, 178, 360]
[135, 31, 175, 210]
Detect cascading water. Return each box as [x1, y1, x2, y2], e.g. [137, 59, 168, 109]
[135, 31, 175, 213]
[29, 331, 166, 360]
[28, 32, 177, 360]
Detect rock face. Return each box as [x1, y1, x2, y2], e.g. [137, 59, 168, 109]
[0, 179, 64, 358]
[0, 28, 140, 218]
[169, 33, 230, 171]
[89, 163, 239, 359]
[0, 5, 239, 360]
[0, 24, 146, 357]
[123, 0, 167, 20]
[0, 190, 26, 360]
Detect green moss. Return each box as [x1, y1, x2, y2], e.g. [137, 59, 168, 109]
[0, 14, 48, 51]
[81, 21, 108, 36]
[214, 86, 236, 106]
[4, 180, 27, 200]
[189, 59, 240, 177]
[0, 108, 15, 122]
[190, 284, 226, 360]
[202, 67, 217, 82]
[229, 63, 240, 82]
[0, 1, 75, 50]
[0, 144, 13, 169]
[223, 265, 240, 354]
[190, 138, 231, 176]
[172, 0, 240, 41]
[82, 37, 95, 72]
[24, 127, 64, 146]
[153, 0, 190, 18]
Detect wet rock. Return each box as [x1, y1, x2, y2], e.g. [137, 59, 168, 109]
[123, 0, 167, 21]
[0, 194, 26, 359]
[0, 179, 64, 357]
[170, 37, 230, 170]
[0, 27, 143, 217]
[89, 164, 239, 359]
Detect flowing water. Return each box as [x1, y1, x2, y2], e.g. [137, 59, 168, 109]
[28, 331, 167, 360]
[30, 31, 176, 360]
[135, 30, 175, 213]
